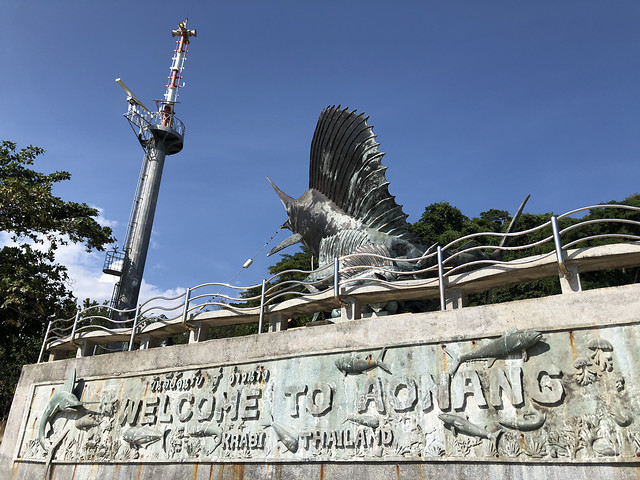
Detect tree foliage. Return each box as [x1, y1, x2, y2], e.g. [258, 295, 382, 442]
[411, 193, 640, 305]
[0, 141, 114, 418]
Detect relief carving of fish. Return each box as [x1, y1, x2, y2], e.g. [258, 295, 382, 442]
[74, 412, 102, 431]
[187, 423, 223, 452]
[335, 347, 391, 375]
[438, 413, 503, 450]
[448, 327, 543, 375]
[122, 426, 162, 447]
[265, 416, 299, 453]
[343, 414, 381, 429]
[187, 423, 222, 438]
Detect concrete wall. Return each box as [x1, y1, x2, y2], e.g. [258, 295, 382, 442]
[2, 283, 640, 479]
[6, 461, 640, 480]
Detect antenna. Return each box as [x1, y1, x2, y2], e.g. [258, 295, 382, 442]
[104, 20, 197, 318]
[115, 78, 150, 112]
[164, 20, 197, 107]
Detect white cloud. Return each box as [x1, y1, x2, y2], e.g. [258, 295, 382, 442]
[62, 245, 117, 303]
[65, 247, 186, 307]
[0, 231, 13, 245]
[1, 214, 184, 308]
[92, 205, 119, 228]
[150, 228, 160, 250]
[0, 232, 119, 304]
[139, 282, 186, 301]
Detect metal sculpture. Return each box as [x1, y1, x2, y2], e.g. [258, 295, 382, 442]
[447, 327, 543, 375]
[38, 369, 82, 451]
[267, 106, 527, 279]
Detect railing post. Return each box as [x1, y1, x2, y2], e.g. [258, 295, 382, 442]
[181, 287, 194, 330]
[128, 304, 141, 351]
[37, 320, 53, 363]
[341, 297, 361, 321]
[76, 341, 94, 358]
[437, 246, 446, 311]
[446, 289, 466, 309]
[70, 309, 81, 347]
[269, 313, 286, 332]
[551, 216, 570, 278]
[258, 279, 266, 334]
[334, 257, 340, 300]
[48, 351, 65, 362]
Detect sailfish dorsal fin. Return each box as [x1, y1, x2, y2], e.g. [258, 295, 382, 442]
[309, 106, 419, 242]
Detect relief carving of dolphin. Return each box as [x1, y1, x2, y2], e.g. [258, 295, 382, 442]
[38, 369, 83, 451]
[267, 106, 529, 282]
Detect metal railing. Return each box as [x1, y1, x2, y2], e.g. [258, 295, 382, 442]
[124, 107, 186, 138]
[39, 203, 640, 361]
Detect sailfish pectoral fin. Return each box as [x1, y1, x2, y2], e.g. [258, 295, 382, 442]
[267, 233, 303, 256]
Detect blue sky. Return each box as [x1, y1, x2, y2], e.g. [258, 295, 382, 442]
[2, 1, 639, 304]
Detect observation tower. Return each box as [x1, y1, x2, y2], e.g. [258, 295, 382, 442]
[104, 20, 197, 313]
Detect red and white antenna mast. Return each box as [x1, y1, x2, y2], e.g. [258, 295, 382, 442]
[160, 19, 197, 125]
[106, 20, 197, 317]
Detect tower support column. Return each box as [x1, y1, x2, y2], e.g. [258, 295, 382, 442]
[115, 135, 168, 312]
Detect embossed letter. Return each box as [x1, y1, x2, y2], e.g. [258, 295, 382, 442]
[119, 399, 142, 426]
[240, 388, 261, 420]
[176, 393, 194, 422]
[357, 378, 385, 414]
[489, 367, 524, 408]
[306, 383, 333, 416]
[195, 393, 215, 421]
[420, 373, 450, 412]
[388, 377, 417, 412]
[452, 369, 487, 410]
[284, 385, 308, 417]
[528, 365, 564, 406]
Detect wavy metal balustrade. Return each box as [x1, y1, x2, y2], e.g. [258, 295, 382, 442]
[39, 204, 640, 362]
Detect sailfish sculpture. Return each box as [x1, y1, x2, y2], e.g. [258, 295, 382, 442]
[267, 106, 527, 280]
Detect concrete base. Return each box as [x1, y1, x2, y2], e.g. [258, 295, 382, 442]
[3, 283, 640, 479]
[5, 461, 640, 480]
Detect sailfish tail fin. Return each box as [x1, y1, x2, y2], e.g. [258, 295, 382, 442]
[378, 361, 392, 374]
[491, 194, 531, 260]
[445, 348, 461, 376]
[376, 347, 392, 374]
